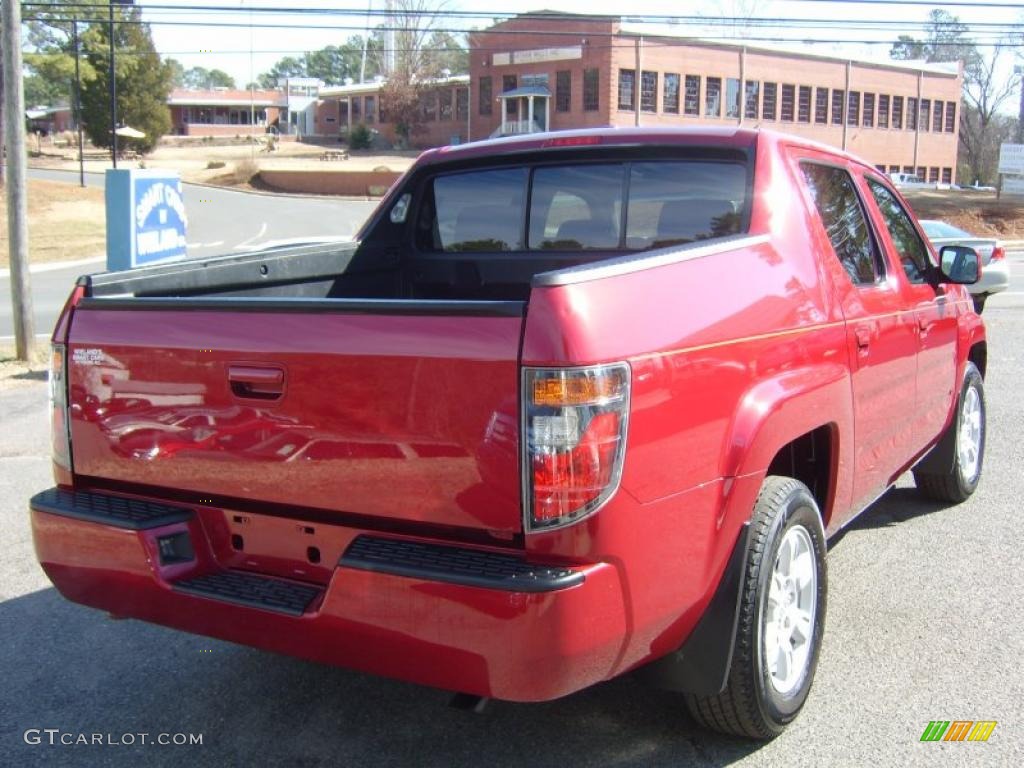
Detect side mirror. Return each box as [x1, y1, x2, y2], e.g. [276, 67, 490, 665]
[938, 245, 981, 284]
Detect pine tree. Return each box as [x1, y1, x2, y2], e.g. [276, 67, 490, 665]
[80, 9, 172, 154]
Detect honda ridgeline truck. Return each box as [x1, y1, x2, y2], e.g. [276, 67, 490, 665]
[31, 128, 987, 739]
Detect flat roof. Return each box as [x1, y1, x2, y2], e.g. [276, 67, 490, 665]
[616, 23, 960, 77]
[319, 74, 470, 98]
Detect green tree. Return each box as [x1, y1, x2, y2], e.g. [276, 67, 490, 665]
[422, 30, 468, 76]
[890, 10, 979, 70]
[165, 57, 186, 88]
[257, 56, 305, 88]
[80, 10, 173, 153]
[182, 66, 236, 90]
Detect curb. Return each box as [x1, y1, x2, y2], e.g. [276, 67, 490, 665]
[29, 165, 388, 202]
[0, 256, 104, 279]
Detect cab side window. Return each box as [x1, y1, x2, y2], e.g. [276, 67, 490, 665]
[866, 179, 931, 283]
[800, 163, 884, 286]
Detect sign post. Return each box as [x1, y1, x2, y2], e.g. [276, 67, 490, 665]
[105, 169, 188, 271]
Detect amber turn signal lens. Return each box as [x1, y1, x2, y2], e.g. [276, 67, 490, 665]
[532, 371, 626, 407]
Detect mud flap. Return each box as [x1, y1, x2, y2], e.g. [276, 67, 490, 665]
[634, 522, 750, 696]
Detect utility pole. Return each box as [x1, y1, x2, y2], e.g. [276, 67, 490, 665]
[72, 20, 85, 187]
[3, 0, 36, 359]
[109, 1, 118, 167]
[1016, 66, 1023, 145]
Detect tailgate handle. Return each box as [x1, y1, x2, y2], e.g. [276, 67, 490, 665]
[228, 365, 285, 399]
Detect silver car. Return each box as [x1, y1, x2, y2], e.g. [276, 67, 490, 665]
[919, 219, 1009, 313]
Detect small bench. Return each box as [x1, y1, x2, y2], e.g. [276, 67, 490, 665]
[320, 149, 349, 161]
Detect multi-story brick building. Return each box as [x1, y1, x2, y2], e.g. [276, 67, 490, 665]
[468, 13, 963, 182]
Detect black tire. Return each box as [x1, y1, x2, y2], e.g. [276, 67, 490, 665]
[685, 476, 827, 740]
[972, 295, 987, 314]
[913, 362, 985, 503]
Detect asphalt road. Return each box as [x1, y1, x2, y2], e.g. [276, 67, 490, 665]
[1, 313, 1022, 765]
[0, 170, 378, 339]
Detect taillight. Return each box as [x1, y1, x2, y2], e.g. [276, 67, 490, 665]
[49, 343, 72, 472]
[991, 246, 1005, 261]
[522, 363, 630, 531]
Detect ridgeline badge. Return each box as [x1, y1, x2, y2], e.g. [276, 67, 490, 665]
[920, 720, 997, 742]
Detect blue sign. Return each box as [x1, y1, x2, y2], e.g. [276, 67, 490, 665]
[105, 169, 188, 271]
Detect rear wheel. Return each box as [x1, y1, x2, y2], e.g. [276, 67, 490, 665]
[914, 362, 985, 503]
[685, 476, 827, 740]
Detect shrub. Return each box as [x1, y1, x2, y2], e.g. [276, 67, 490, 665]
[349, 123, 373, 150]
[206, 160, 226, 170]
[231, 157, 259, 184]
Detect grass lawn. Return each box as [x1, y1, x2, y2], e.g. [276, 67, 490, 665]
[0, 179, 106, 269]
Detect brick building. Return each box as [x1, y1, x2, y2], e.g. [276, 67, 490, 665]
[317, 76, 471, 147]
[468, 13, 963, 182]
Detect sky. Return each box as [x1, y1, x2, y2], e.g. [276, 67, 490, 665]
[137, 0, 1022, 107]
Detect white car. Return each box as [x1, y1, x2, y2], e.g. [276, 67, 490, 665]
[920, 219, 1010, 312]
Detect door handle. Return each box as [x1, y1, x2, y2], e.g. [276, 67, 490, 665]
[854, 326, 871, 352]
[228, 365, 285, 399]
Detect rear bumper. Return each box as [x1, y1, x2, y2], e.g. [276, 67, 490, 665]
[972, 260, 1010, 296]
[30, 488, 627, 702]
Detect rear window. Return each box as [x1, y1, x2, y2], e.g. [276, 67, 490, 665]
[416, 158, 748, 253]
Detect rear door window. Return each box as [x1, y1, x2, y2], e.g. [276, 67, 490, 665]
[800, 163, 885, 286]
[422, 168, 526, 252]
[528, 164, 624, 250]
[626, 162, 746, 249]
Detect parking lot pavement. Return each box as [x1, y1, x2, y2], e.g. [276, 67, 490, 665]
[2, 311, 1022, 767]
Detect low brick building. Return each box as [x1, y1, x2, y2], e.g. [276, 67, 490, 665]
[168, 88, 285, 137]
[468, 13, 963, 182]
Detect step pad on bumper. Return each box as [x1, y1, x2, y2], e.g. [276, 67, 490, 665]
[341, 535, 585, 592]
[31, 488, 193, 530]
[173, 571, 322, 616]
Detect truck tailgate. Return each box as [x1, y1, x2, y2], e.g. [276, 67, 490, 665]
[67, 300, 524, 535]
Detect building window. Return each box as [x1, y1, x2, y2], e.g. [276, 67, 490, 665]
[928, 167, 940, 183]
[618, 69, 636, 111]
[763, 82, 777, 120]
[664, 73, 681, 114]
[352, 98, 361, 121]
[920, 99, 930, 131]
[847, 91, 860, 126]
[917, 165, 926, 179]
[420, 91, 436, 122]
[863, 93, 874, 127]
[522, 73, 548, 88]
[479, 76, 492, 116]
[745, 80, 760, 119]
[831, 89, 844, 125]
[814, 87, 828, 124]
[503, 75, 517, 117]
[364, 95, 376, 124]
[932, 100, 943, 132]
[892, 96, 903, 129]
[684, 76, 700, 116]
[781, 84, 795, 121]
[455, 89, 467, 121]
[878, 95, 889, 128]
[726, 78, 741, 118]
[903, 165, 914, 174]
[889, 165, 900, 174]
[798, 86, 811, 123]
[439, 89, 453, 121]
[945, 101, 956, 132]
[907, 97, 917, 130]
[582, 69, 599, 111]
[875, 164, 887, 174]
[556, 70, 571, 113]
[942, 167, 952, 183]
[705, 77, 721, 117]
[641, 71, 658, 113]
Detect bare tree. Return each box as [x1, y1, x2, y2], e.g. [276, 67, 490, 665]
[960, 46, 1018, 183]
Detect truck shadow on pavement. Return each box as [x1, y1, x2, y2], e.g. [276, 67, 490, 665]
[2, 587, 761, 768]
[828, 486, 951, 550]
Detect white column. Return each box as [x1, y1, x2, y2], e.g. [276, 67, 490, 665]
[544, 98, 549, 132]
[527, 96, 534, 132]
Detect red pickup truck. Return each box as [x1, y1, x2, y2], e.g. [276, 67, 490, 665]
[31, 127, 986, 739]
